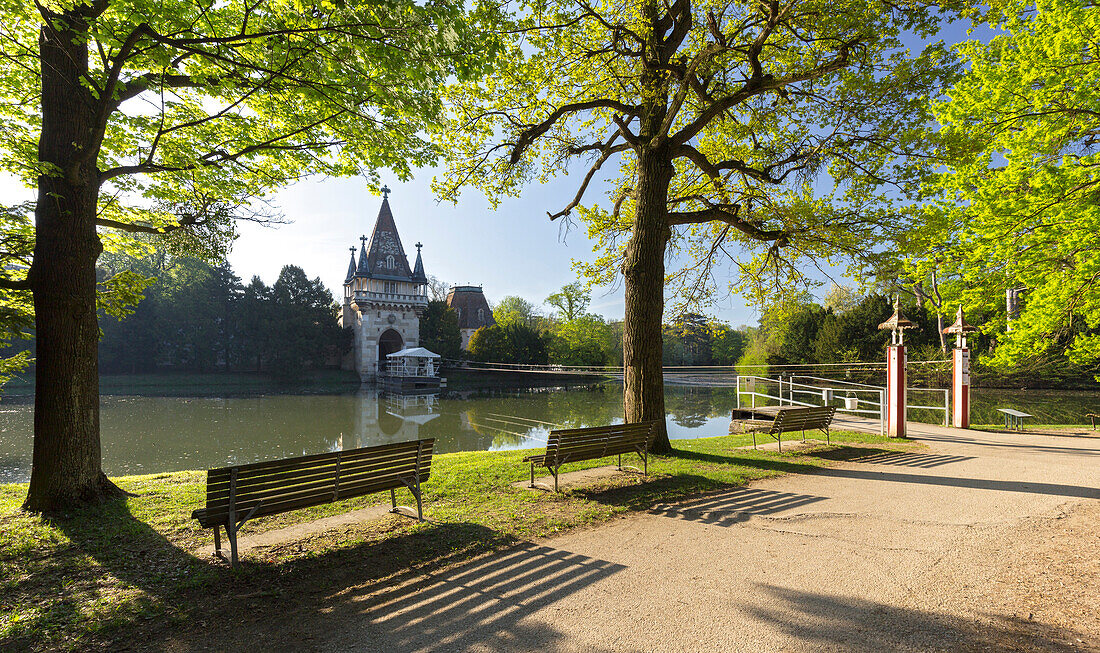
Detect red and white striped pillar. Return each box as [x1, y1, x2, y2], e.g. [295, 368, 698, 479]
[952, 347, 970, 428]
[886, 344, 907, 438]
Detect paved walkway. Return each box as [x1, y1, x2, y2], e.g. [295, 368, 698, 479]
[322, 422, 1100, 652]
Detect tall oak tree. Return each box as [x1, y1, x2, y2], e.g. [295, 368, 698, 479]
[435, 0, 958, 451]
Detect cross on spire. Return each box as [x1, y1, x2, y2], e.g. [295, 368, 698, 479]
[360, 234, 368, 243]
[415, 242, 422, 251]
[381, 185, 390, 199]
[349, 247, 356, 254]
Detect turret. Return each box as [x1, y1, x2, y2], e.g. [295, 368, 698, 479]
[412, 242, 427, 285]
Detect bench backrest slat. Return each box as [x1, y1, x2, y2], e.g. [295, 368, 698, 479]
[542, 421, 657, 466]
[771, 407, 835, 434]
[195, 438, 433, 527]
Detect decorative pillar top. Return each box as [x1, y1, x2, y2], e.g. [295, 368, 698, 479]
[942, 306, 979, 348]
[878, 297, 917, 345]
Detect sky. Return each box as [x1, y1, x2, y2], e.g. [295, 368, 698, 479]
[0, 17, 990, 329]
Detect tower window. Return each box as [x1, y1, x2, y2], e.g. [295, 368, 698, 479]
[387, 255, 395, 270]
[478, 308, 484, 322]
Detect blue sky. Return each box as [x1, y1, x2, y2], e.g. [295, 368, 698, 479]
[0, 16, 990, 328]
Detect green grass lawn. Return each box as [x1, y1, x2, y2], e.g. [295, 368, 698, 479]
[0, 429, 908, 651]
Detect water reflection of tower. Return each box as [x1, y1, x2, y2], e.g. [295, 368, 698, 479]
[353, 387, 440, 449]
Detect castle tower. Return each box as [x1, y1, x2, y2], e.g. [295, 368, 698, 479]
[341, 188, 428, 380]
[446, 285, 495, 350]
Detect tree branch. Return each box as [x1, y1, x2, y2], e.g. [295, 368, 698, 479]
[549, 132, 628, 220]
[0, 278, 31, 291]
[510, 100, 639, 164]
[667, 206, 788, 244]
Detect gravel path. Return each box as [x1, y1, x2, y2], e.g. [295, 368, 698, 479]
[322, 421, 1100, 652]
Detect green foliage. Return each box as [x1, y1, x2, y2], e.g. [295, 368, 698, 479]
[492, 295, 539, 327]
[420, 300, 463, 359]
[0, 0, 498, 398]
[709, 323, 746, 366]
[663, 313, 711, 365]
[912, 0, 1100, 380]
[0, 203, 34, 387]
[468, 322, 550, 364]
[267, 266, 344, 377]
[736, 294, 937, 368]
[545, 282, 590, 322]
[95, 257, 346, 375]
[547, 313, 614, 366]
[434, 0, 960, 309]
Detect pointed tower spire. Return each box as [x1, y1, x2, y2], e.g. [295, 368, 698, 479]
[412, 242, 427, 283]
[359, 192, 414, 280]
[345, 246, 357, 283]
[355, 234, 370, 276]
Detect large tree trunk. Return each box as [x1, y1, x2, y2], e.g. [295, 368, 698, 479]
[623, 147, 673, 453]
[23, 14, 120, 512]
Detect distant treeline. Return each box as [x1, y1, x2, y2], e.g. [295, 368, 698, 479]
[460, 287, 747, 368]
[460, 287, 976, 383]
[95, 257, 348, 376]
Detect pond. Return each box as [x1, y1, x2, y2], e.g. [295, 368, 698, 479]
[0, 382, 1096, 483]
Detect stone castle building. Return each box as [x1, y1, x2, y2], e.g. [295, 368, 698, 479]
[340, 190, 429, 380]
[446, 285, 496, 350]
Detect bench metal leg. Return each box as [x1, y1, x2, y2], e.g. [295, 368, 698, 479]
[530, 461, 536, 488]
[214, 525, 221, 554]
[412, 477, 424, 522]
[228, 524, 239, 569]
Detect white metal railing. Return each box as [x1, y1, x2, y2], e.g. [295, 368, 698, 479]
[789, 375, 950, 427]
[737, 375, 886, 435]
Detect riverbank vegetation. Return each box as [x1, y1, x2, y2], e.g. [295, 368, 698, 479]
[0, 430, 905, 650]
[6, 256, 350, 381]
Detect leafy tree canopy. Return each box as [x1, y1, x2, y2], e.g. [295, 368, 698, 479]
[911, 0, 1100, 378]
[492, 295, 539, 326]
[546, 282, 590, 322]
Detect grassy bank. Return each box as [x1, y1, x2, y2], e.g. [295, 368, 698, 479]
[1, 429, 908, 651]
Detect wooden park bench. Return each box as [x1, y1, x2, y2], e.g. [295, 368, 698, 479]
[523, 421, 660, 492]
[997, 408, 1032, 431]
[191, 438, 434, 567]
[731, 405, 837, 451]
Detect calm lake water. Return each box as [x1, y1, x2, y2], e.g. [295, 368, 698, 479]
[0, 382, 1097, 483]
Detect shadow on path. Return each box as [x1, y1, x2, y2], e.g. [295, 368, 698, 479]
[650, 487, 829, 527]
[745, 583, 1088, 652]
[814, 467, 1100, 499]
[332, 543, 626, 652]
[854, 451, 976, 468]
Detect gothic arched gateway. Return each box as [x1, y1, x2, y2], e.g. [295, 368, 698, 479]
[378, 329, 404, 364]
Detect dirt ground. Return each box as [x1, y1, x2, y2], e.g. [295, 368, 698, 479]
[142, 421, 1098, 652]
